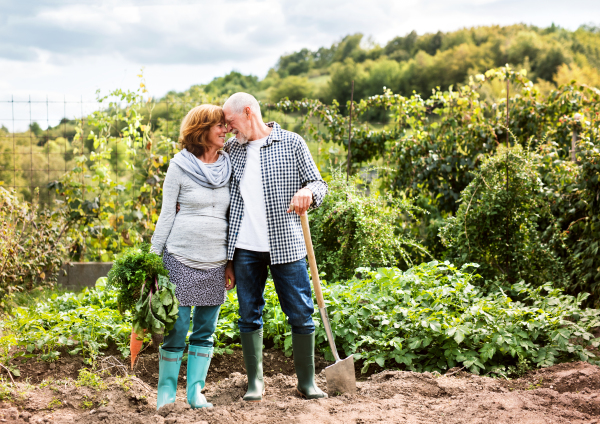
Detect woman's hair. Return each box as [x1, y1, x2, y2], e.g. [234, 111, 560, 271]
[179, 104, 225, 157]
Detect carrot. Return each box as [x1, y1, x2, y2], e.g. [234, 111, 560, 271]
[130, 328, 144, 370]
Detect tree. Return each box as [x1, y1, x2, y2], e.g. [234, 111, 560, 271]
[29, 122, 43, 137]
[271, 76, 312, 101]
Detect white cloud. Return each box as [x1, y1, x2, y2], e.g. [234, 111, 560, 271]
[0, 0, 598, 104]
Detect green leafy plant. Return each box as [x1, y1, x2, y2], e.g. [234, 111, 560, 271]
[107, 243, 178, 339]
[308, 170, 429, 282]
[132, 274, 179, 336]
[48, 78, 177, 262]
[319, 262, 600, 375]
[47, 397, 62, 410]
[106, 243, 169, 313]
[0, 187, 68, 309]
[538, 135, 600, 304]
[4, 282, 133, 364]
[439, 144, 565, 288]
[208, 261, 600, 376]
[76, 369, 107, 391]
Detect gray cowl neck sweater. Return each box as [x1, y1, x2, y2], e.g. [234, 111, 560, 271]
[170, 148, 231, 188]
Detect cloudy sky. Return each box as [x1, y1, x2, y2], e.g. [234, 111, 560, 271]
[0, 0, 598, 128]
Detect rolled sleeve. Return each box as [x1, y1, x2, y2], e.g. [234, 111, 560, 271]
[295, 137, 328, 209]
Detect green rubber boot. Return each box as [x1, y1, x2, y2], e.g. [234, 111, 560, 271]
[292, 332, 328, 399]
[240, 329, 265, 402]
[186, 345, 213, 409]
[157, 347, 183, 410]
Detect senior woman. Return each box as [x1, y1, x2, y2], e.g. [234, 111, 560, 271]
[151, 104, 235, 410]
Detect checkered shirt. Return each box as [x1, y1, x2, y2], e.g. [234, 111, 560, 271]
[224, 122, 328, 265]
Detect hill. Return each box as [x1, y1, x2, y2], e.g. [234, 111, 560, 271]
[167, 23, 600, 104]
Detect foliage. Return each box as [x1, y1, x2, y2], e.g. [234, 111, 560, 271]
[266, 24, 600, 102]
[308, 170, 428, 282]
[4, 282, 132, 364]
[564, 139, 600, 300]
[271, 76, 312, 102]
[207, 262, 600, 376]
[106, 243, 169, 313]
[76, 369, 108, 391]
[132, 274, 179, 337]
[2, 261, 599, 378]
[48, 79, 177, 261]
[202, 71, 260, 97]
[439, 145, 565, 288]
[0, 186, 68, 309]
[321, 262, 600, 375]
[538, 133, 600, 304]
[279, 66, 600, 295]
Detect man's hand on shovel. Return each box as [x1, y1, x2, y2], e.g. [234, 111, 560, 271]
[287, 188, 312, 216]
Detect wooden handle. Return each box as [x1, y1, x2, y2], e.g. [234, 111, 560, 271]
[300, 214, 326, 309]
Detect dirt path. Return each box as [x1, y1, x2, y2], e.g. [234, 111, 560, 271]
[2, 353, 600, 423]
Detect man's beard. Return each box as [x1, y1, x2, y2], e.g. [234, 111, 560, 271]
[233, 130, 249, 144]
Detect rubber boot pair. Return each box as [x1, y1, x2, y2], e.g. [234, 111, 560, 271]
[156, 346, 213, 410]
[240, 330, 326, 401]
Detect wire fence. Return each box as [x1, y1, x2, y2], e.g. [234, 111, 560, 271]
[0, 97, 347, 205]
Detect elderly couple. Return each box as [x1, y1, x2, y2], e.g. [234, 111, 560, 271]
[150, 92, 328, 409]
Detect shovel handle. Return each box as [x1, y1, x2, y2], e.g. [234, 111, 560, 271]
[300, 214, 326, 309]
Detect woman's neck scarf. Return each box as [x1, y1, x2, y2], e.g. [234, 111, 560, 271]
[170, 148, 231, 189]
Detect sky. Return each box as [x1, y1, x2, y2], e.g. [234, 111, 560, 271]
[1, 0, 599, 129]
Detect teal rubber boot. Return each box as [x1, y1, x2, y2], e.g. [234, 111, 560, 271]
[292, 332, 328, 399]
[240, 329, 265, 402]
[157, 347, 183, 410]
[187, 345, 214, 409]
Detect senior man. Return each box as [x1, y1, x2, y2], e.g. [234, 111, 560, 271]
[222, 92, 328, 401]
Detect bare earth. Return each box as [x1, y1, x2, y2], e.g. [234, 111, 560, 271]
[2, 349, 600, 424]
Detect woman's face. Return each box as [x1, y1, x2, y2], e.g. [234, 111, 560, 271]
[206, 122, 227, 150]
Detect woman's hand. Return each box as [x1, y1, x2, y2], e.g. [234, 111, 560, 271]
[225, 260, 236, 290]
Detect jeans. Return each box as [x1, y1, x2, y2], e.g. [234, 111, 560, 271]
[162, 305, 221, 352]
[233, 248, 315, 335]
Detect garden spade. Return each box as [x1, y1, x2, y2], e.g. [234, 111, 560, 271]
[298, 211, 357, 395]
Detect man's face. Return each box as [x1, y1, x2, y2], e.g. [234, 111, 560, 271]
[224, 106, 250, 144]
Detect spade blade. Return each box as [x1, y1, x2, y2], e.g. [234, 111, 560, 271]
[325, 355, 356, 395]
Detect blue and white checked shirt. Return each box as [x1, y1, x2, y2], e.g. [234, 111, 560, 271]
[224, 122, 328, 265]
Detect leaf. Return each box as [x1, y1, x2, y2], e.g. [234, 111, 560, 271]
[430, 321, 442, 332]
[409, 339, 421, 350]
[479, 343, 496, 361]
[281, 335, 293, 354]
[160, 289, 173, 306]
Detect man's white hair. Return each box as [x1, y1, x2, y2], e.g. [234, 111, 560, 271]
[223, 92, 262, 118]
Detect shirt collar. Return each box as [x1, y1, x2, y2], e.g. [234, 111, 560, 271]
[263, 121, 283, 147]
[233, 121, 283, 148]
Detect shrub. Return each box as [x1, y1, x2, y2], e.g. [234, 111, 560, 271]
[322, 262, 600, 375]
[0, 187, 67, 309]
[308, 170, 428, 282]
[538, 136, 600, 304]
[439, 145, 565, 288]
[214, 262, 600, 375]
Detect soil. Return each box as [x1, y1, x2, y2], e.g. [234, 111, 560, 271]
[3, 349, 600, 423]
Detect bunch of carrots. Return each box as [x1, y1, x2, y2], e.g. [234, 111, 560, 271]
[107, 244, 179, 368]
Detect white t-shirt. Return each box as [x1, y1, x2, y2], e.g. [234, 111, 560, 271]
[236, 136, 270, 252]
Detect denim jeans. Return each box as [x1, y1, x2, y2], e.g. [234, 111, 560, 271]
[162, 305, 221, 352]
[233, 248, 315, 335]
